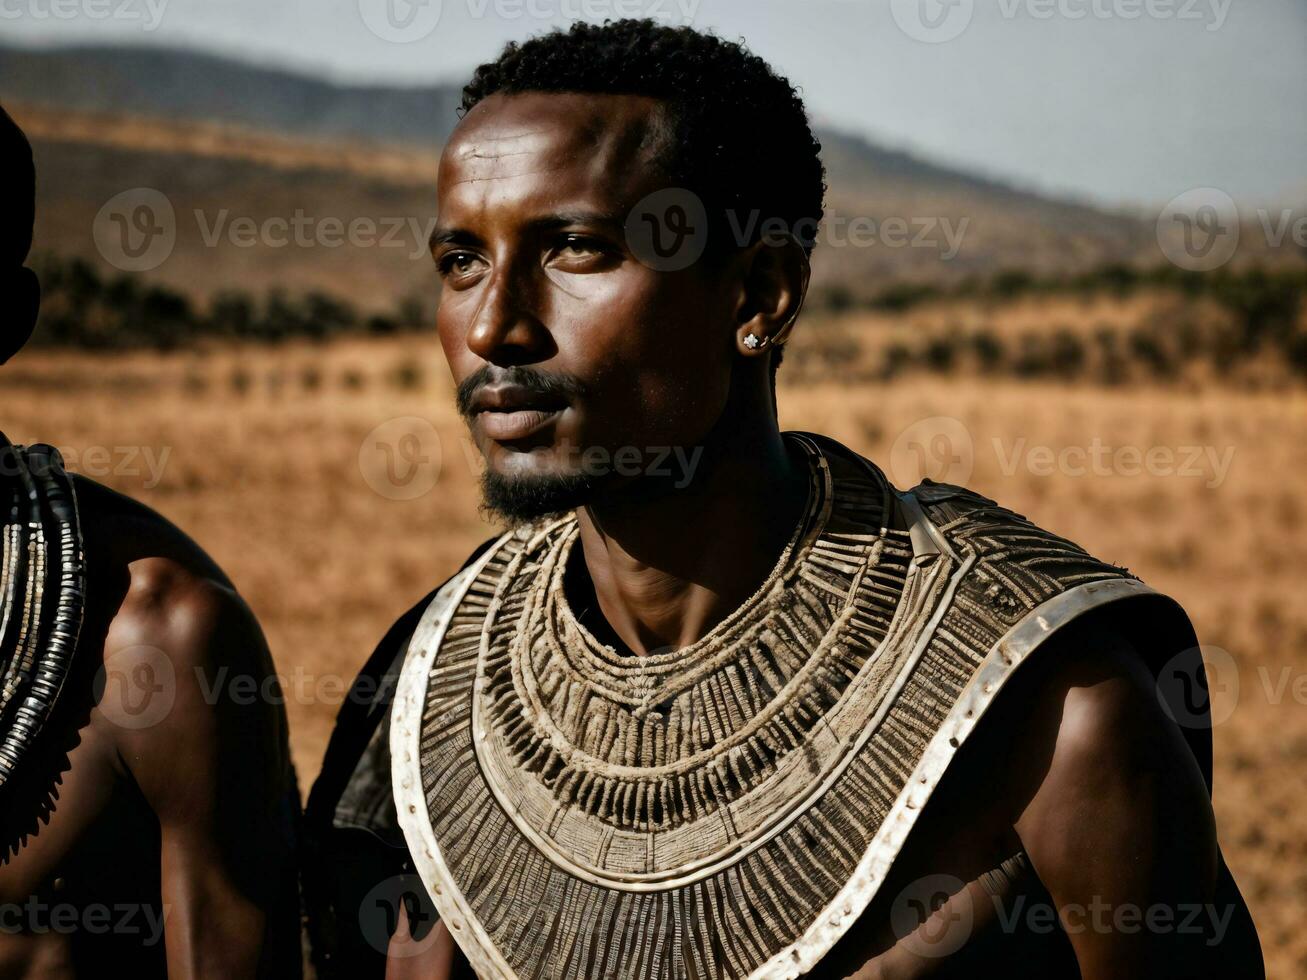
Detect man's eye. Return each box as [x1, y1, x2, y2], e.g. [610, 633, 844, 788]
[548, 235, 616, 269]
[561, 235, 602, 255]
[438, 251, 482, 277]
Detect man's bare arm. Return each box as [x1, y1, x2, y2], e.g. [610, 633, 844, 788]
[97, 557, 295, 978]
[1012, 626, 1258, 979]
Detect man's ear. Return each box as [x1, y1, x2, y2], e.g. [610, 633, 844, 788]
[730, 235, 810, 357]
[1, 266, 40, 364]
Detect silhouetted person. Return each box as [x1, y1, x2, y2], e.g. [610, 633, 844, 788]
[0, 104, 301, 978]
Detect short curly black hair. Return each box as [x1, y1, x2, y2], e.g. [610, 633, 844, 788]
[461, 20, 824, 380]
[461, 19, 826, 258]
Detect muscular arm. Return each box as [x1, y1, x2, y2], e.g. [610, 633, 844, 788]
[97, 558, 296, 978]
[1012, 626, 1261, 979]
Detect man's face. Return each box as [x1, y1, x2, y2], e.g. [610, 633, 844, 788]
[432, 92, 737, 519]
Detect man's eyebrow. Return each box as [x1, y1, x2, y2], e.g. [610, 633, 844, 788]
[429, 227, 482, 250]
[530, 210, 625, 230]
[430, 212, 627, 251]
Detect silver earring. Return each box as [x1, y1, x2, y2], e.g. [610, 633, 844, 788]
[744, 333, 764, 350]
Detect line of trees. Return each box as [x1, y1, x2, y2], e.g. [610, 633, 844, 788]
[28, 254, 430, 350]
[814, 263, 1307, 381]
[26, 253, 1307, 382]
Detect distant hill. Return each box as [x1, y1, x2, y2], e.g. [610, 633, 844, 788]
[0, 42, 1185, 309]
[0, 43, 465, 147]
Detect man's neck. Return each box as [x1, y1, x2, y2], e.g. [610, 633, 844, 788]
[571, 419, 808, 656]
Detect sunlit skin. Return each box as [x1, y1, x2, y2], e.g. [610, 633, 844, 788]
[396, 91, 1264, 978]
[432, 91, 810, 655]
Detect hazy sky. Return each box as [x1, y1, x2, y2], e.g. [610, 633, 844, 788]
[2, 0, 1303, 208]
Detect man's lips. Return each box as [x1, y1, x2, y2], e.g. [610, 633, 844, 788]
[470, 384, 568, 443]
[477, 407, 564, 442]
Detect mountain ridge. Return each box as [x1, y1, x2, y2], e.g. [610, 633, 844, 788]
[1, 41, 1170, 307]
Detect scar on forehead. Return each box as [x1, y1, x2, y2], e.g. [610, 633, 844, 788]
[447, 163, 573, 187]
[445, 107, 665, 185]
[453, 128, 555, 161]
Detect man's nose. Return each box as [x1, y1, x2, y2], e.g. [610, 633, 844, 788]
[464, 267, 553, 367]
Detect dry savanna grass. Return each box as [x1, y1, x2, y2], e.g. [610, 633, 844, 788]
[2, 336, 1304, 977]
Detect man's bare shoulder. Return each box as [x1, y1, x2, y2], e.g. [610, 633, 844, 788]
[970, 614, 1212, 832]
[71, 475, 282, 759]
[72, 474, 232, 590]
[999, 616, 1260, 976]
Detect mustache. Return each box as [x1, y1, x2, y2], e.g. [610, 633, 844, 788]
[456, 365, 589, 418]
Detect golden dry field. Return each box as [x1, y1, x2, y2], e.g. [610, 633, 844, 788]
[2, 333, 1305, 977]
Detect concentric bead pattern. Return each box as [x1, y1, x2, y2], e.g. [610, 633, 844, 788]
[407, 434, 1153, 980]
[0, 438, 86, 858]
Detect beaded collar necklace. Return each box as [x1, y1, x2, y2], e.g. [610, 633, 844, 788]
[0, 433, 85, 807]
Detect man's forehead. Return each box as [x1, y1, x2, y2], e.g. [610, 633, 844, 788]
[439, 92, 667, 188]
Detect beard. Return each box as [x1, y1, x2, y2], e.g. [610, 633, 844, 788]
[458, 364, 725, 525]
[478, 466, 602, 525]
